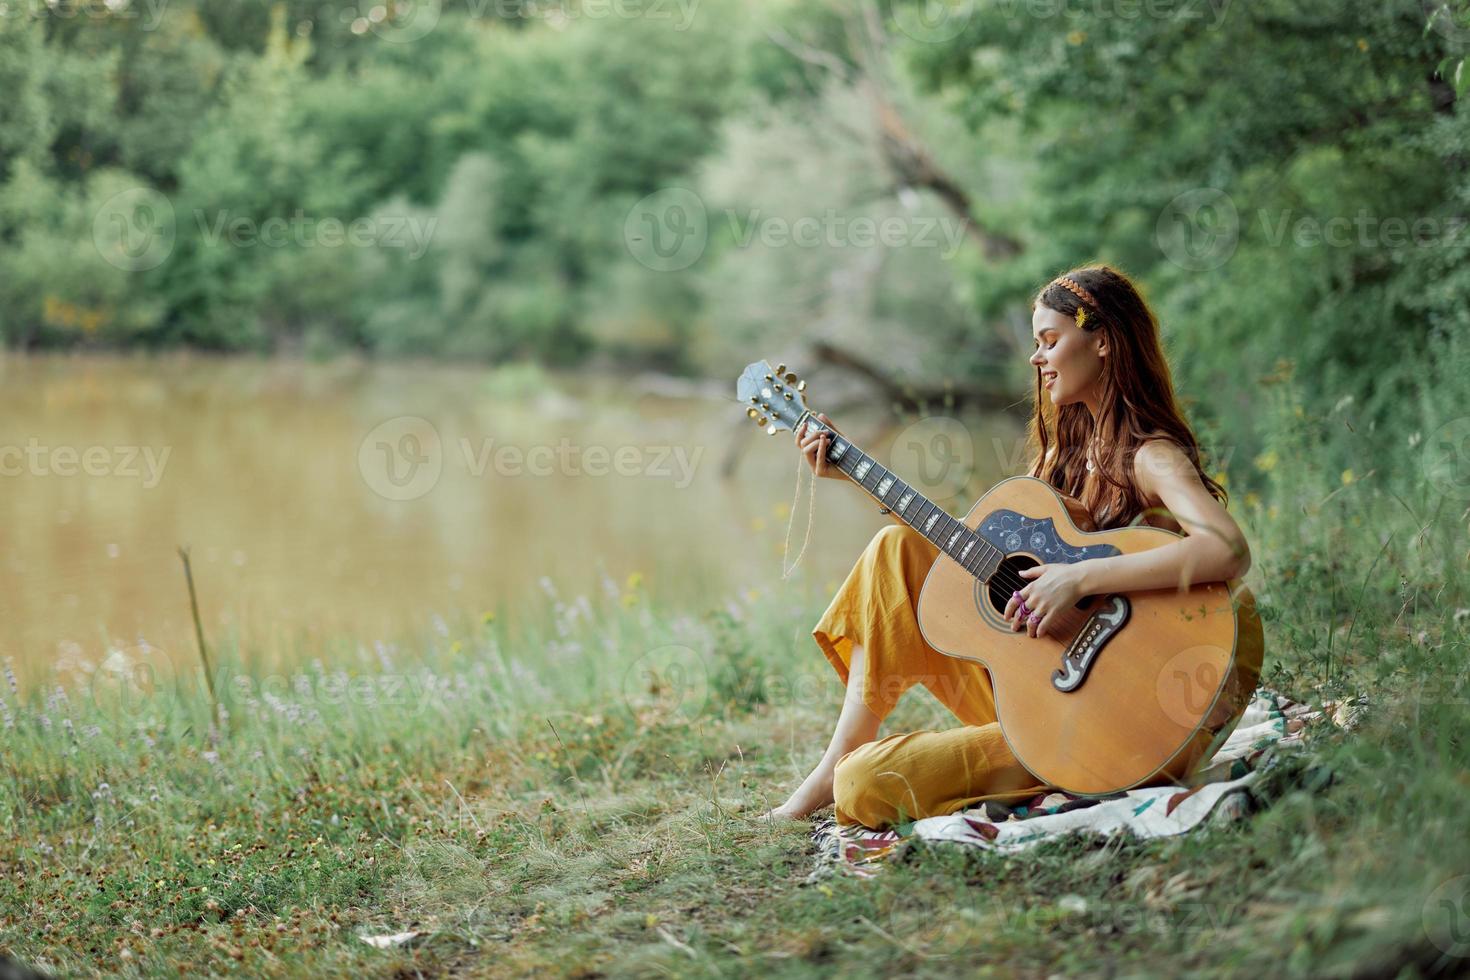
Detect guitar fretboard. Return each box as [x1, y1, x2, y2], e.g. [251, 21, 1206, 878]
[803, 414, 1002, 582]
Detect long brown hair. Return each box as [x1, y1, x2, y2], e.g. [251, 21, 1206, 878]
[1026, 264, 1227, 530]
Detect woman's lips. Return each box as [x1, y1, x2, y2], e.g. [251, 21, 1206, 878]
[1043, 372, 1058, 389]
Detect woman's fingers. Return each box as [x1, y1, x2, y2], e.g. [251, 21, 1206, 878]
[795, 424, 833, 479]
[1004, 590, 1044, 635]
[795, 418, 842, 480]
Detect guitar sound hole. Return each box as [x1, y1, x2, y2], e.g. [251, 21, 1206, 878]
[988, 555, 1094, 615]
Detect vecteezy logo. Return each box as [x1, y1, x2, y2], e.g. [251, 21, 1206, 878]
[1155, 646, 1228, 729]
[358, 416, 443, 501]
[1156, 188, 1239, 271]
[620, 644, 710, 724]
[1423, 874, 1470, 957]
[369, 0, 441, 43]
[93, 187, 176, 272]
[891, 0, 975, 44]
[623, 188, 708, 272]
[68, 642, 185, 718]
[1423, 416, 1470, 501]
[1422, 0, 1470, 48]
[889, 416, 976, 504]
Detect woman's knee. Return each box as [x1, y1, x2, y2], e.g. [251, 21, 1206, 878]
[833, 744, 904, 828]
[870, 522, 924, 557]
[832, 747, 880, 825]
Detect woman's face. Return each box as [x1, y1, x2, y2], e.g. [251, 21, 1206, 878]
[1029, 304, 1106, 410]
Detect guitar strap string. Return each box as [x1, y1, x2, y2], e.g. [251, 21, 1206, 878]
[780, 450, 817, 578]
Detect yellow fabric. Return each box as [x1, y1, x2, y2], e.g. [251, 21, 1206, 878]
[813, 523, 1211, 829]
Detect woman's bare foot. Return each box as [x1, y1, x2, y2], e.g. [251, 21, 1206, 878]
[760, 643, 881, 824]
[760, 764, 836, 822]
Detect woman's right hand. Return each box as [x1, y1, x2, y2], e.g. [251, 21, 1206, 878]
[795, 413, 848, 481]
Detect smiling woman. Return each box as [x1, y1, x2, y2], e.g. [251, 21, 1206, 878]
[765, 264, 1257, 829]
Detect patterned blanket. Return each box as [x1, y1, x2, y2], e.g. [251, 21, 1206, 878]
[807, 688, 1361, 880]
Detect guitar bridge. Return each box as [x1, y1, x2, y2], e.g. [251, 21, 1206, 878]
[1052, 595, 1131, 692]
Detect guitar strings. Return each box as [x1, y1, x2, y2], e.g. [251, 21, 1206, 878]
[793, 419, 1093, 638]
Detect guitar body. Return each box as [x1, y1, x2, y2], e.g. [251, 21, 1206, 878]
[916, 476, 1264, 796]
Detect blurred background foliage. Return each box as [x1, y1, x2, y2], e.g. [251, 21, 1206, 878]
[0, 0, 1467, 484]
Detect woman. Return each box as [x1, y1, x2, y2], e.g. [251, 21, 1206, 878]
[765, 265, 1253, 828]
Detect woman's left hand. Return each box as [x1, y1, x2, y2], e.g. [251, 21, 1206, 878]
[1004, 562, 1091, 638]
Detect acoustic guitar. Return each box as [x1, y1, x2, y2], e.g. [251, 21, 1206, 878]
[737, 359, 1264, 796]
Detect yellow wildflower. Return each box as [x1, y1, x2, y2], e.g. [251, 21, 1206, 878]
[1341, 469, 1355, 485]
[1254, 450, 1278, 473]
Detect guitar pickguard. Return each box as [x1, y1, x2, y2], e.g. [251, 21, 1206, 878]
[975, 509, 1120, 564]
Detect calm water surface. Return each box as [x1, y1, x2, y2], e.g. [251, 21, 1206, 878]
[0, 354, 1020, 691]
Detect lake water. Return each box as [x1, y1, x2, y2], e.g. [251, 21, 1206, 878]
[0, 354, 1021, 692]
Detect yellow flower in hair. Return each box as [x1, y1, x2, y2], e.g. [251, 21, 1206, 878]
[1075, 307, 1088, 327]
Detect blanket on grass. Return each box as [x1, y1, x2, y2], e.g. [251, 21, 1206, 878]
[806, 688, 1361, 881]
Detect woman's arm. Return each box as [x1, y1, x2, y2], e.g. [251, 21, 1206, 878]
[1078, 440, 1252, 594]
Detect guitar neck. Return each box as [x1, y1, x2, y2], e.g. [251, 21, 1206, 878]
[800, 412, 1003, 582]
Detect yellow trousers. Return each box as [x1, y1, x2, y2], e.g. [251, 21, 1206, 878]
[813, 523, 1210, 829]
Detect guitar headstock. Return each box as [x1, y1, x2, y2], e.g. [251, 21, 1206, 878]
[736, 360, 810, 435]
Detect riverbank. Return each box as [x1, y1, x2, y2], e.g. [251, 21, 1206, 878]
[3, 477, 1468, 976]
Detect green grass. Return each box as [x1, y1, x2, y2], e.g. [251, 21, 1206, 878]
[3, 415, 1470, 977]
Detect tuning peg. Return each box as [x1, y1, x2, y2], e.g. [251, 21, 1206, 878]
[766, 424, 779, 435]
[749, 396, 758, 404]
[775, 363, 786, 374]
[756, 415, 768, 426]
[764, 373, 773, 382]
[797, 380, 807, 392]
[784, 392, 793, 400]
[746, 407, 759, 419]
[784, 372, 797, 384]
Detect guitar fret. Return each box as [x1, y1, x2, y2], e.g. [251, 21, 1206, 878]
[793, 410, 1003, 581]
[915, 501, 937, 536]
